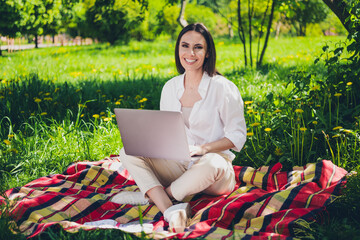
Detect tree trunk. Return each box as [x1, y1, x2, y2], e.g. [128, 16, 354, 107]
[258, 0, 276, 68]
[177, 0, 188, 28]
[256, 0, 271, 66]
[35, 34, 39, 48]
[248, 0, 253, 68]
[237, 0, 248, 67]
[322, 0, 350, 32]
[228, 23, 234, 38]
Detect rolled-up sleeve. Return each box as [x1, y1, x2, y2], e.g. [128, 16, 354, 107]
[220, 82, 247, 152]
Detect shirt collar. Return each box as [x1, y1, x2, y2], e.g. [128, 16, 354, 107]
[176, 72, 212, 99]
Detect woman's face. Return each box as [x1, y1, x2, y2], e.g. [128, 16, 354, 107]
[178, 31, 208, 74]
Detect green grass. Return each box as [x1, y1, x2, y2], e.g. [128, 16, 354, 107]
[1, 35, 359, 239]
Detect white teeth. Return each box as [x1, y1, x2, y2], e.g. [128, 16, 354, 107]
[185, 58, 196, 63]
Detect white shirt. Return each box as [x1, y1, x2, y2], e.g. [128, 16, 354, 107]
[160, 72, 247, 160]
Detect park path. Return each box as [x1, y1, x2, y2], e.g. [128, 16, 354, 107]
[0, 42, 90, 51]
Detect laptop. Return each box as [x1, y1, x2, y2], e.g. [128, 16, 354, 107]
[114, 108, 200, 162]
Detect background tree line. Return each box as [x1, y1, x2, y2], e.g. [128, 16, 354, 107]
[0, 0, 356, 67]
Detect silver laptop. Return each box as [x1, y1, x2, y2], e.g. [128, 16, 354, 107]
[114, 108, 197, 162]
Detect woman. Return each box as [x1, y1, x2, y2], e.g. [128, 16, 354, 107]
[116, 23, 246, 233]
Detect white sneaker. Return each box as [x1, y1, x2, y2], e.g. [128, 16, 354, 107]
[110, 191, 149, 205]
[163, 203, 191, 233]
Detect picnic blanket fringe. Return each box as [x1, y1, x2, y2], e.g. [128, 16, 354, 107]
[0, 156, 347, 239]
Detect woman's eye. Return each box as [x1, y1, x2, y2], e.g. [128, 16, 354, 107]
[181, 44, 188, 48]
[195, 46, 203, 49]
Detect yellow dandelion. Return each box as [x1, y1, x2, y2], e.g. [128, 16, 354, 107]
[332, 134, 340, 138]
[334, 93, 342, 97]
[0, 96, 4, 99]
[343, 129, 352, 134]
[300, 127, 307, 132]
[106, 100, 110, 103]
[40, 112, 47, 116]
[34, 98, 42, 103]
[102, 94, 106, 98]
[45, 92, 51, 96]
[316, 105, 321, 108]
[295, 109, 304, 113]
[274, 147, 283, 156]
[247, 132, 254, 137]
[103, 117, 112, 122]
[93, 114, 100, 119]
[8, 148, 18, 154]
[250, 122, 261, 127]
[264, 128, 272, 132]
[80, 114, 84, 118]
[244, 101, 254, 105]
[138, 97, 148, 103]
[311, 85, 320, 91]
[100, 112, 105, 115]
[44, 97, 53, 101]
[247, 109, 254, 114]
[119, 95, 124, 98]
[115, 101, 121, 105]
[274, 109, 281, 113]
[332, 126, 343, 131]
[92, 69, 97, 73]
[4, 139, 11, 145]
[312, 121, 318, 125]
[8, 134, 14, 139]
[347, 82, 353, 86]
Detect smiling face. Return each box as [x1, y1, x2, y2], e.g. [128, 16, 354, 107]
[178, 31, 208, 74]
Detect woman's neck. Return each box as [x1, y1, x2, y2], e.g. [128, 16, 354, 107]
[184, 70, 204, 90]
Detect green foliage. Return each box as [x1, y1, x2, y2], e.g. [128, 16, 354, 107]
[281, 0, 329, 36]
[0, 0, 21, 38]
[19, 0, 62, 39]
[185, 3, 219, 33]
[155, 3, 181, 39]
[85, 0, 147, 44]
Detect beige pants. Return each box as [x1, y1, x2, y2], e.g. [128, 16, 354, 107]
[119, 148, 236, 201]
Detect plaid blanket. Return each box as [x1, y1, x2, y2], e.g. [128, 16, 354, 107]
[1, 156, 347, 239]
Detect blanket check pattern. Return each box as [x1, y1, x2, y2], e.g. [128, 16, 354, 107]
[1, 157, 347, 239]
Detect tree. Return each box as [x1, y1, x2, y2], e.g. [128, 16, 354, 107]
[0, 0, 21, 55]
[236, 0, 277, 68]
[282, 0, 328, 36]
[322, 0, 352, 32]
[85, 0, 148, 45]
[19, 0, 62, 48]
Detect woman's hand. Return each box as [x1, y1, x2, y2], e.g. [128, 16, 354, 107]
[189, 138, 235, 156]
[189, 145, 208, 156]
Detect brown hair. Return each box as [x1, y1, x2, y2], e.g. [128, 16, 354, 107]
[175, 23, 218, 76]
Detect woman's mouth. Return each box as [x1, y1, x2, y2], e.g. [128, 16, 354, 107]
[185, 58, 196, 63]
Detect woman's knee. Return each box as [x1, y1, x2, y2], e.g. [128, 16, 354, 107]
[200, 153, 229, 173]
